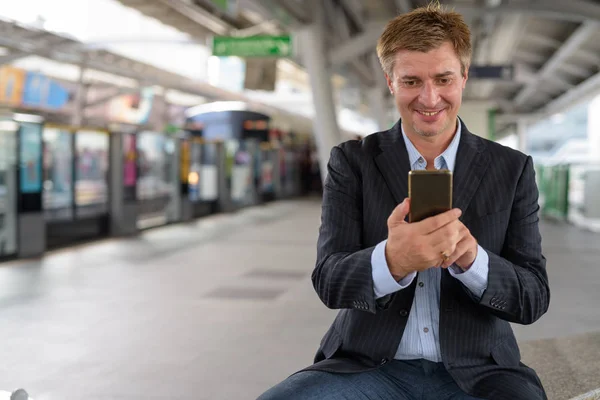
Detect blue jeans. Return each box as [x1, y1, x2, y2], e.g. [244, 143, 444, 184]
[257, 359, 484, 400]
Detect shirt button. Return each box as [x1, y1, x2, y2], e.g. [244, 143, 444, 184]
[418, 282, 424, 287]
[423, 327, 429, 333]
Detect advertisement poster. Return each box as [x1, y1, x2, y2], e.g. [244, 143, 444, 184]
[0, 66, 25, 106]
[22, 71, 71, 110]
[108, 87, 154, 125]
[19, 123, 43, 193]
[42, 127, 73, 212]
[75, 130, 109, 207]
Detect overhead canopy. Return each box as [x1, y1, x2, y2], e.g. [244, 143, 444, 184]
[113, 0, 600, 134]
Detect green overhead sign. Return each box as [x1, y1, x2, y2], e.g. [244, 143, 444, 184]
[212, 35, 292, 58]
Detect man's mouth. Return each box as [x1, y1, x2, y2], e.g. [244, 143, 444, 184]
[416, 110, 443, 116]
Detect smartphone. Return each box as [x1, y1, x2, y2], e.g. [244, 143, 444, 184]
[408, 170, 453, 223]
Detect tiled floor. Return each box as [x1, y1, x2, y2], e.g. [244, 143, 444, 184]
[0, 199, 597, 399]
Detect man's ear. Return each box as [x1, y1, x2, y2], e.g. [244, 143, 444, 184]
[385, 73, 394, 94]
[462, 65, 469, 89]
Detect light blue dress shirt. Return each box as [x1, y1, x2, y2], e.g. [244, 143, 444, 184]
[371, 120, 490, 363]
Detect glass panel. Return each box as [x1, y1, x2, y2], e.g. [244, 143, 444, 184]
[137, 131, 171, 200]
[75, 130, 109, 216]
[199, 142, 218, 201]
[43, 127, 74, 220]
[230, 140, 252, 203]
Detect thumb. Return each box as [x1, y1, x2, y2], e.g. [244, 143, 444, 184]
[388, 198, 410, 227]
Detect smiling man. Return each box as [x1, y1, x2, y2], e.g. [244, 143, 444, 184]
[258, 4, 550, 400]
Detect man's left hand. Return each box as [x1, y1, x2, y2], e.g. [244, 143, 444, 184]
[441, 222, 478, 271]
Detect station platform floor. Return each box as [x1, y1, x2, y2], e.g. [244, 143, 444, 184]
[0, 198, 598, 400]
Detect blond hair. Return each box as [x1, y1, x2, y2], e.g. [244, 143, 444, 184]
[376, 3, 472, 77]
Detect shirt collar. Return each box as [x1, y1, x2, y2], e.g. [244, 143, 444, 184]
[401, 119, 461, 172]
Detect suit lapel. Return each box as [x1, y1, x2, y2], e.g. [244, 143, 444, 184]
[452, 123, 490, 214]
[374, 121, 412, 205]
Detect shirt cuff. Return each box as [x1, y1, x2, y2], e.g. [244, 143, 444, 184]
[448, 244, 489, 299]
[371, 239, 417, 299]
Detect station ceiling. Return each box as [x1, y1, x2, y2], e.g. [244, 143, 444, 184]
[113, 0, 600, 132]
[9, 0, 598, 135]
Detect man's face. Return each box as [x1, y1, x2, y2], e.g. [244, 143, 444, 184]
[385, 41, 468, 140]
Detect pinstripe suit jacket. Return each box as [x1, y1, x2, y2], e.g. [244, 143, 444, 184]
[306, 120, 550, 399]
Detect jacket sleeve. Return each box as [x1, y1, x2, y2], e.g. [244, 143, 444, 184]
[478, 156, 550, 324]
[311, 145, 383, 314]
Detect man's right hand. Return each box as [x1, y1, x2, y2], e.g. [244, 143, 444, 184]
[384, 198, 464, 280]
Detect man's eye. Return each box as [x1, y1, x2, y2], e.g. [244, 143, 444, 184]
[438, 78, 451, 85]
[403, 81, 417, 87]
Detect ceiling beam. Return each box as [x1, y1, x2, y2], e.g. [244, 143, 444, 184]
[338, 0, 366, 31]
[557, 62, 594, 79]
[329, 24, 383, 66]
[374, 1, 600, 24]
[544, 70, 600, 115]
[0, 50, 33, 65]
[274, 0, 310, 24]
[571, 49, 600, 66]
[513, 21, 599, 106]
[159, 0, 233, 35]
[523, 34, 562, 50]
[456, 1, 600, 23]
[513, 51, 547, 65]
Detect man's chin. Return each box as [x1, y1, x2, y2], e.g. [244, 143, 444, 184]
[414, 125, 443, 138]
[413, 121, 452, 138]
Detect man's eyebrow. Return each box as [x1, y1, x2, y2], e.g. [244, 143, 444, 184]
[400, 71, 455, 80]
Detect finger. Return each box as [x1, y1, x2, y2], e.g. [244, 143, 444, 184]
[415, 208, 462, 234]
[387, 198, 410, 227]
[428, 220, 464, 252]
[442, 235, 475, 268]
[428, 222, 469, 263]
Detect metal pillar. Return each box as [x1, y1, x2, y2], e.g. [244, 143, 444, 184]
[368, 88, 389, 131]
[297, 0, 342, 184]
[584, 94, 600, 220]
[589, 93, 600, 163]
[71, 59, 88, 126]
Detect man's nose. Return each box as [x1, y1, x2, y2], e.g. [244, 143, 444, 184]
[419, 82, 440, 108]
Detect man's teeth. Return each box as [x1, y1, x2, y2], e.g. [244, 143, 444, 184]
[419, 110, 441, 116]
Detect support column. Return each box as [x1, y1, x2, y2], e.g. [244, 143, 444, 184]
[368, 88, 389, 131]
[589, 94, 600, 163]
[583, 94, 600, 221]
[296, 0, 342, 184]
[369, 53, 391, 131]
[71, 59, 88, 126]
[517, 119, 528, 153]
